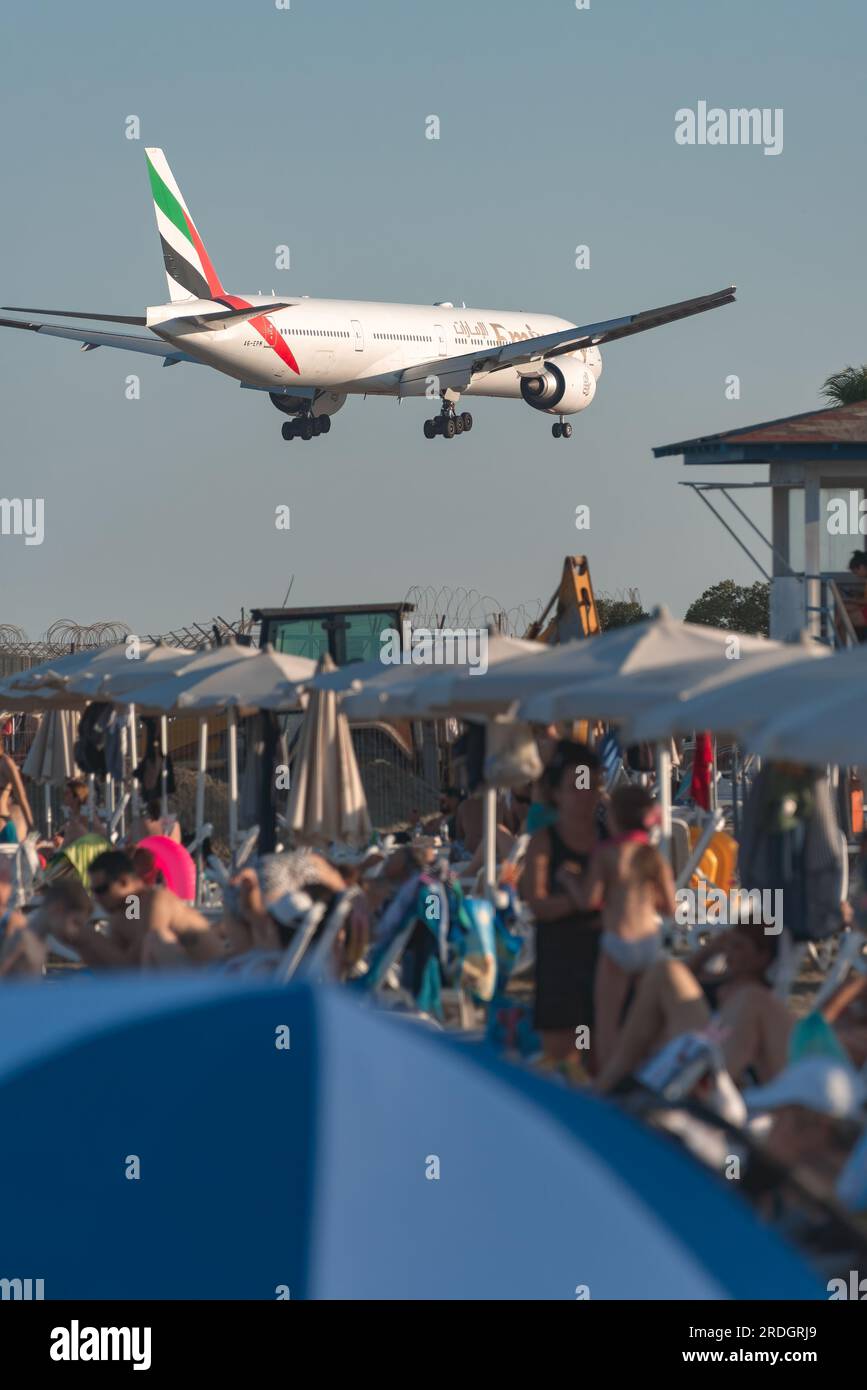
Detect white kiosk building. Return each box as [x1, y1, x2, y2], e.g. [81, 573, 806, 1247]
[656, 401, 867, 647]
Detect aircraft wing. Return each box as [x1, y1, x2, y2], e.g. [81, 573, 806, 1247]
[0, 315, 200, 363]
[343, 285, 736, 395]
[2, 306, 147, 325]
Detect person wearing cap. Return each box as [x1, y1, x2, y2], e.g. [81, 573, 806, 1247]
[743, 1057, 866, 1196]
[63, 849, 223, 969]
[221, 849, 348, 959]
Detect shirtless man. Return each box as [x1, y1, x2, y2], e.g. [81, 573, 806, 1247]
[596, 922, 793, 1093]
[56, 850, 222, 969]
[57, 778, 93, 845]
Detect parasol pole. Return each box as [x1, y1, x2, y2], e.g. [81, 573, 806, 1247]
[655, 740, 672, 863]
[482, 784, 497, 901]
[160, 716, 169, 819]
[227, 706, 239, 850]
[128, 706, 140, 820]
[195, 716, 208, 902]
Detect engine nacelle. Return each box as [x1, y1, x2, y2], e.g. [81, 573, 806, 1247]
[270, 390, 346, 418]
[519, 358, 597, 415]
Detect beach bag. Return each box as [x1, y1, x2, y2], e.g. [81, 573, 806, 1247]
[483, 721, 543, 789]
[457, 896, 498, 1002]
[740, 768, 845, 943]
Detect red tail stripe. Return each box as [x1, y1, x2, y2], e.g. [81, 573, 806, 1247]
[219, 293, 300, 376]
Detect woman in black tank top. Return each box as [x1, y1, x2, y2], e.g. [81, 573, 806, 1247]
[520, 743, 603, 1067]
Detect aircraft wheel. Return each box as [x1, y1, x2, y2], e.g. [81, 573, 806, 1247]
[319, 415, 331, 434]
[443, 416, 456, 439]
[461, 412, 473, 431]
[562, 423, 573, 439]
[423, 419, 436, 439]
[552, 423, 562, 439]
[297, 418, 312, 441]
[454, 414, 464, 434]
[282, 422, 295, 441]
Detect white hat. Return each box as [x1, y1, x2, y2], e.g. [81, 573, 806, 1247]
[267, 889, 314, 928]
[742, 1057, 867, 1121]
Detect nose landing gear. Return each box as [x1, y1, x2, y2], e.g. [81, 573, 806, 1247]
[552, 417, 573, 440]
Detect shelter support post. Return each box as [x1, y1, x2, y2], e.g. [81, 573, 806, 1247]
[804, 475, 822, 640]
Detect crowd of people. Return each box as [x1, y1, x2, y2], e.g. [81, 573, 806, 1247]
[0, 733, 866, 1229]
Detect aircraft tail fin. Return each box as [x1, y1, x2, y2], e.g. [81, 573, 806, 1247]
[145, 148, 225, 303]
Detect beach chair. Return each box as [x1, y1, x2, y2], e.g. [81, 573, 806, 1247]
[272, 900, 329, 983]
[294, 889, 360, 984]
[0, 834, 40, 910]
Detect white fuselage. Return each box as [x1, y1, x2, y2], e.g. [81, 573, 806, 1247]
[148, 296, 602, 400]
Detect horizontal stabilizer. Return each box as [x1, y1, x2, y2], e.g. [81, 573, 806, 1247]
[0, 315, 199, 362]
[187, 300, 293, 328]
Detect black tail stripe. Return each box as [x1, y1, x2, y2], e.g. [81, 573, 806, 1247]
[159, 235, 212, 302]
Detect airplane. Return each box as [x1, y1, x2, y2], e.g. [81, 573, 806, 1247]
[1, 148, 735, 445]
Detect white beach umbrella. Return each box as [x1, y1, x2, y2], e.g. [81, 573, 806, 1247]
[335, 633, 541, 720]
[748, 643, 867, 765]
[286, 653, 371, 847]
[115, 644, 314, 716]
[627, 633, 831, 742]
[113, 643, 315, 850]
[513, 609, 775, 725]
[8, 640, 185, 699]
[22, 708, 81, 837]
[22, 709, 80, 783]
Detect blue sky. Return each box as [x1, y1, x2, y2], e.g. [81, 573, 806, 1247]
[1, 0, 865, 638]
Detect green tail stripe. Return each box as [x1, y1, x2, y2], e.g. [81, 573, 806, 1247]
[146, 156, 194, 248]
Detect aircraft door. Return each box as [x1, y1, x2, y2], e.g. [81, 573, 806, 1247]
[351, 319, 363, 351]
[434, 323, 446, 356]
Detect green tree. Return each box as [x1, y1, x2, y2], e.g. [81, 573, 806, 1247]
[596, 588, 649, 630]
[820, 365, 867, 407]
[685, 580, 769, 636]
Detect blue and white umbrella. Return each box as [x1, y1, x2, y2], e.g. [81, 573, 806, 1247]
[0, 977, 822, 1300]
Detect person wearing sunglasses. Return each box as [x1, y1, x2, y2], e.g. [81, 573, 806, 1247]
[75, 849, 221, 970]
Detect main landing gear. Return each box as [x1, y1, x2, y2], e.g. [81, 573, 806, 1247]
[423, 398, 473, 440]
[551, 417, 573, 440]
[282, 412, 331, 442]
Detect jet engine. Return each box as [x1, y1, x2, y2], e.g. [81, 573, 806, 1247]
[519, 358, 596, 415]
[269, 390, 346, 418]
